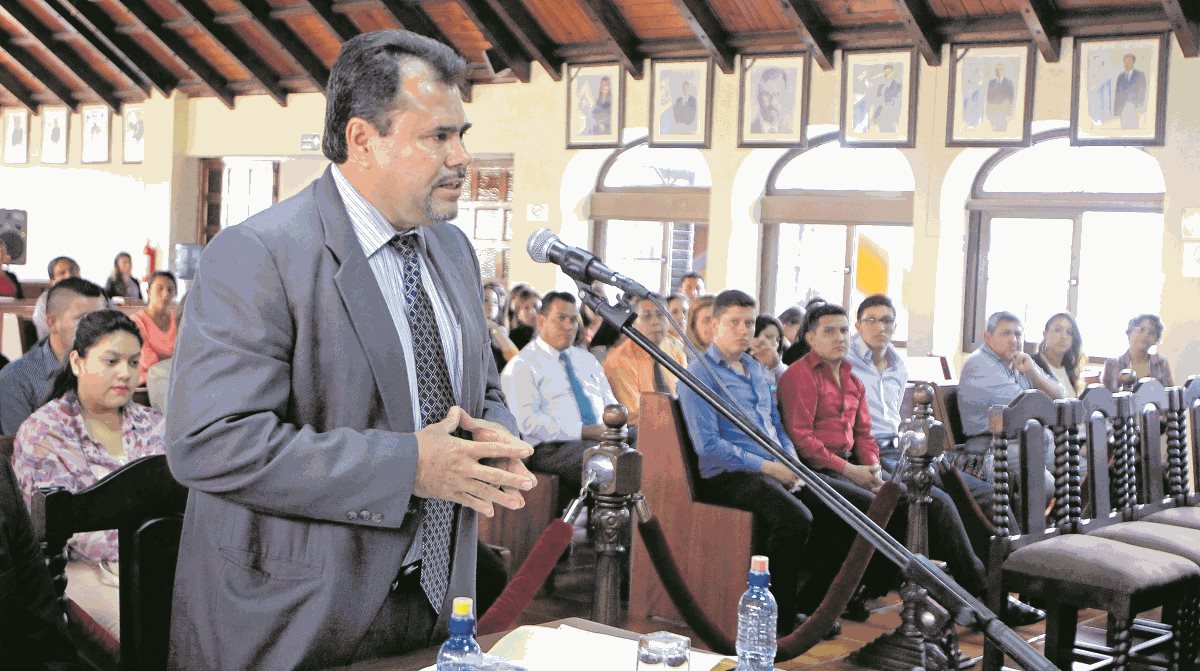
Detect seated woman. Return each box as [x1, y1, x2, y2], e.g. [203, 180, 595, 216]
[0, 238, 24, 299]
[103, 252, 142, 302]
[483, 281, 519, 372]
[13, 310, 167, 569]
[507, 285, 541, 350]
[751, 314, 788, 384]
[683, 294, 715, 362]
[1103, 313, 1173, 390]
[130, 271, 178, 386]
[1032, 312, 1086, 398]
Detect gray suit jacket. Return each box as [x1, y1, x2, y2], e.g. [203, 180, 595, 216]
[165, 168, 515, 670]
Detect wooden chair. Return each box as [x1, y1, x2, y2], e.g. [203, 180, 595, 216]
[16, 313, 38, 352]
[982, 390, 1200, 671]
[629, 392, 755, 643]
[31, 454, 189, 671]
[930, 381, 967, 449]
[0, 434, 12, 463]
[477, 471, 560, 572]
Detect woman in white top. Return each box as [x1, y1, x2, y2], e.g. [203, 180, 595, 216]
[1032, 312, 1086, 398]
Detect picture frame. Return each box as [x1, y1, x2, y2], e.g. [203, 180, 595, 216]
[1070, 33, 1168, 146]
[40, 106, 68, 164]
[738, 54, 809, 148]
[566, 63, 623, 148]
[3, 108, 29, 164]
[839, 49, 918, 148]
[946, 42, 1035, 147]
[650, 59, 713, 148]
[81, 105, 110, 163]
[123, 105, 145, 163]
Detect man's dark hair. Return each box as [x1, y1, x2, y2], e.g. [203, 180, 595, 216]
[679, 271, 703, 285]
[712, 289, 756, 320]
[759, 66, 787, 87]
[804, 303, 848, 335]
[46, 277, 105, 316]
[538, 291, 576, 315]
[856, 294, 895, 321]
[323, 30, 469, 164]
[986, 311, 1022, 334]
[46, 256, 79, 278]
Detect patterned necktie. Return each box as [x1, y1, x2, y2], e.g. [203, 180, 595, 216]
[392, 233, 456, 612]
[559, 351, 598, 426]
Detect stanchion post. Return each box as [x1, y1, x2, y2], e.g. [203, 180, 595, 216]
[581, 404, 642, 626]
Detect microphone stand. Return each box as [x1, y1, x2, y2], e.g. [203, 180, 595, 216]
[576, 287, 1057, 671]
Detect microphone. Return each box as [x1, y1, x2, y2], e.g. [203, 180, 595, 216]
[526, 228, 653, 299]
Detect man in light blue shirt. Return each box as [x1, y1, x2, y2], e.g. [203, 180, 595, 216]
[846, 295, 907, 472]
[678, 290, 848, 636]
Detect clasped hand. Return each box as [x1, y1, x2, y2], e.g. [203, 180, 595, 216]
[413, 406, 537, 517]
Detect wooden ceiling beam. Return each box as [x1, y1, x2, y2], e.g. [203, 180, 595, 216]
[891, 0, 942, 65]
[455, 0, 530, 82]
[0, 62, 40, 109]
[174, 0, 289, 105]
[667, 0, 735, 74]
[3, 1, 126, 110]
[0, 42, 78, 109]
[375, 0, 457, 51]
[1014, 0, 1061, 62]
[52, 0, 174, 96]
[779, 0, 835, 71]
[478, 0, 562, 81]
[121, 0, 237, 107]
[574, 0, 643, 79]
[233, 0, 330, 88]
[1161, 0, 1199, 58]
[298, 0, 357, 41]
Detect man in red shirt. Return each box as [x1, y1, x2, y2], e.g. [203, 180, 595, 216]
[778, 304, 1043, 624]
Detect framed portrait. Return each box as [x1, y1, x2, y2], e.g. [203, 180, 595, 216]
[650, 59, 713, 148]
[739, 54, 808, 148]
[40, 106, 68, 164]
[946, 43, 1035, 147]
[81, 105, 110, 163]
[840, 49, 918, 147]
[3, 108, 28, 164]
[1071, 34, 1168, 145]
[566, 64, 623, 148]
[123, 105, 145, 163]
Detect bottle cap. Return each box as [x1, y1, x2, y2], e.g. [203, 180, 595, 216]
[452, 596, 474, 617]
[750, 555, 769, 572]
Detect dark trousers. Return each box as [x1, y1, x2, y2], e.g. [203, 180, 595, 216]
[817, 465, 987, 597]
[699, 470, 852, 634]
[349, 574, 438, 662]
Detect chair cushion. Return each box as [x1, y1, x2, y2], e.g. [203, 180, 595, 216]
[1144, 506, 1200, 530]
[65, 561, 120, 649]
[1004, 534, 1198, 593]
[1091, 521, 1200, 565]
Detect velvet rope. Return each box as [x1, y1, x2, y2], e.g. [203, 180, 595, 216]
[477, 519, 574, 635]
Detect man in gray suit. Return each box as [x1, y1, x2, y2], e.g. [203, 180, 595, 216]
[165, 31, 535, 669]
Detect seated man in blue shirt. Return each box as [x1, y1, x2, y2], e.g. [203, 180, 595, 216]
[679, 289, 849, 636]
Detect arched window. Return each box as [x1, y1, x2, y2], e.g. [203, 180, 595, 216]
[963, 129, 1165, 357]
[588, 138, 711, 295]
[761, 134, 915, 339]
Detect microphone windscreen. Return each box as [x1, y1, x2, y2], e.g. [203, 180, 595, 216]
[526, 228, 557, 263]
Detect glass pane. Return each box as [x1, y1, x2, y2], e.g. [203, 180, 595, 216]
[476, 248, 497, 280]
[474, 209, 502, 240]
[458, 170, 473, 201]
[983, 218, 1073, 332]
[774, 224, 848, 313]
[603, 220, 667, 295]
[602, 143, 712, 188]
[503, 209, 513, 241]
[849, 225, 914, 341]
[477, 168, 504, 201]
[1076, 211, 1164, 358]
[505, 169, 514, 202]
[982, 138, 1164, 193]
[773, 142, 915, 192]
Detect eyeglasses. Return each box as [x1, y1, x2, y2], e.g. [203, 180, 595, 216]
[860, 316, 896, 329]
[1132, 325, 1159, 338]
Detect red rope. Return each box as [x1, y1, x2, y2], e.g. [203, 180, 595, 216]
[477, 519, 574, 635]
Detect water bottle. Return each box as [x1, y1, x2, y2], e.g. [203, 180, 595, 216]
[437, 596, 483, 670]
[736, 555, 777, 671]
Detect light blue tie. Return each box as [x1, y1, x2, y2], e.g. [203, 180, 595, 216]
[559, 350, 598, 426]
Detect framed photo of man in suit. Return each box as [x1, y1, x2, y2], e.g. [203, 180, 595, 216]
[840, 49, 918, 148]
[81, 105, 110, 163]
[3, 108, 28, 164]
[40, 107, 68, 164]
[650, 59, 713, 148]
[946, 43, 1035, 147]
[123, 105, 145, 163]
[566, 64, 623, 148]
[738, 54, 808, 148]
[1070, 34, 1168, 146]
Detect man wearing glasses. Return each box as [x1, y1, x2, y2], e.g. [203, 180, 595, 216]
[846, 295, 907, 472]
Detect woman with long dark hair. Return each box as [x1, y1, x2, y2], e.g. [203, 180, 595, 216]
[131, 270, 178, 385]
[483, 280, 519, 371]
[507, 284, 541, 350]
[104, 251, 142, 300]
[751, 314, 788, 383]
[12, 310, 166, 563]
[1032, 312, 1086, 397]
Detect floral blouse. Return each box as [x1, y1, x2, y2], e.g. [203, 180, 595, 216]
[13, 393, 167, 562]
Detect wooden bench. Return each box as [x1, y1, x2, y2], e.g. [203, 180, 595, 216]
[478, 471, 560, 574]
[629, 392, 755, 643]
